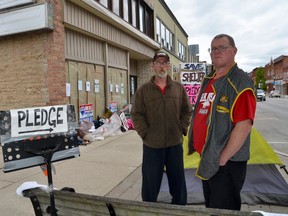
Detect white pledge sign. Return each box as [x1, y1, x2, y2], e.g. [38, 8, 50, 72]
[11, 105, 68, 138]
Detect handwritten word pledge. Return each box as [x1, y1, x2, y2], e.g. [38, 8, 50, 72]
[11, 105, 68, 137]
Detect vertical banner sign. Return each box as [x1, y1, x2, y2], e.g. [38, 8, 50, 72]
[10, 105, 68, 138]
[79, 104, 93, 122]
[180, 63, 207, 105]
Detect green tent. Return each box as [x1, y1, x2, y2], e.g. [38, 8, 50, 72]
[159, 127, 288, 206]
[182, 127, 283, 169]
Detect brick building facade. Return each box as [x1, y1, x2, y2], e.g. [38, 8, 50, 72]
[0, 1, 66, 109]
[0, 0, 190, 121]
[248, 55, 288, 96]
[265, 55, 288, 95]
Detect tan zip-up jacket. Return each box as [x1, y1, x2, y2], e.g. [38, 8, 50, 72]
[131, 75, 192, 148]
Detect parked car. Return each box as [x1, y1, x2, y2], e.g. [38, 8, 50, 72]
[256, 89, 266, 101]
[269, 90, 281, 98]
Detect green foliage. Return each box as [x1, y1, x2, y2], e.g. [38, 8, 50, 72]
[255, 67, 267, 91]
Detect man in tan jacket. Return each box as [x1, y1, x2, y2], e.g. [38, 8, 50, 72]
[131, 51, 192, 205]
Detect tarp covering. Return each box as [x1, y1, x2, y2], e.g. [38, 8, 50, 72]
[85, 113, 123, 141]
[159, 165, 288, 206]
[159, 127, 288, 206]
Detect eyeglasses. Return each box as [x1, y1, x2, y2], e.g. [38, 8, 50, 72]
[208, 45, 232, 54]
[153, 61, 169, 66]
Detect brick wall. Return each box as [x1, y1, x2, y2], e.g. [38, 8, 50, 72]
[137, 60, 153, 87]
[45, 0, 66, 106]
[0, 0, 66, 110]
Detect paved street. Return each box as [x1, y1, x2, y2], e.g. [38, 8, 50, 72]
[254, 96, 288, 184]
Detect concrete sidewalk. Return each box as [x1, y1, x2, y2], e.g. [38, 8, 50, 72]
[0, 130, 142, 216]
[1, 130, 288, 215]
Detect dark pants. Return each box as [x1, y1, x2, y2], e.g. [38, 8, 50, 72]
[202, 160, 247, 210]
[141, 144, 187, 205]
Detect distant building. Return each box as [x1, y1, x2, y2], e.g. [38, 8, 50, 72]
[264, 55, 288, 95]
[188, 44, 199, 63]
[249, 68, 258, 85]
[188, 44, 199, 55]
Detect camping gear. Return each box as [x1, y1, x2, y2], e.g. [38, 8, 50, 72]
[159, 127, 288, 206]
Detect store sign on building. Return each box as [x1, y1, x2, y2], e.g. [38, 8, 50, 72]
[180, 63, 207, 105]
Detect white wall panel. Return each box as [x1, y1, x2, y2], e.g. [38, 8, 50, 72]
[0, 3, 53, 37]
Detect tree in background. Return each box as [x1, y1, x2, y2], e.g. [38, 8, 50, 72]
[255, 67, 267, 91]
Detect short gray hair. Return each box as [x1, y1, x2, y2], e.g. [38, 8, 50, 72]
[213, 34, 236, 47]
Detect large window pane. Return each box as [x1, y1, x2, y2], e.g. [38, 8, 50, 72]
[161, 23, 165, 41]
[132, 0, 137, 27]
[170, 33, 174, 51]
[157, 19, 174, 51]
[156, 18, 160, 42]
[139, 4, 144, 32]
[97, 0, 153, 39]
[165, 29, 170, 48]
[112, 0, 120, 15]
[123, 0, 129, 22]
[99, 0, 108, 8]
[178, 41, 186, 60]
[145, 8, 151, 36]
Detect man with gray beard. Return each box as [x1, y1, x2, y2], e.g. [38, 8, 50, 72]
[131, 51, 192, 205]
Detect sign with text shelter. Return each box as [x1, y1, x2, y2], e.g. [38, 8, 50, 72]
[180, 63, 207, 105]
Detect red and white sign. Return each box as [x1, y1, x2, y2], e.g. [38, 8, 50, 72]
[79, 104, 93, 122]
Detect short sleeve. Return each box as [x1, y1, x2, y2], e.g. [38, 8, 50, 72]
[233, 90, 256, 124]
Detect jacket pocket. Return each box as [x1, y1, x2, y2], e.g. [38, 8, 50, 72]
[216, 105, 229, 113]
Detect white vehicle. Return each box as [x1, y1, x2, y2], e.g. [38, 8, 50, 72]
[269, 90, 281, 98]
[256, 89, 266, 101]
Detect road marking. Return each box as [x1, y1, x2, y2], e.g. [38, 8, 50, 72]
[274, 150, 288, 158]
[255, 117, 278, 120]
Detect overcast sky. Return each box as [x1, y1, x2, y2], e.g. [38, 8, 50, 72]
[165, 0, 288, 72]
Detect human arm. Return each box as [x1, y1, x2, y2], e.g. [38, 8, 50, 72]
[219, 89, 256, 165]
[219, 119, 252, 165]
[130, 91, 148, 139]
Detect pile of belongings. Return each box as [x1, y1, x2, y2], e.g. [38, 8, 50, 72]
[76, 108, 126, 145]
